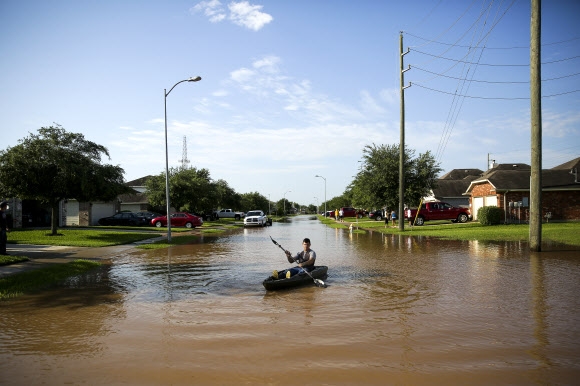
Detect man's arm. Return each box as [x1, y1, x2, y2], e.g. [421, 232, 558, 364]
[285, 250, 295, 263]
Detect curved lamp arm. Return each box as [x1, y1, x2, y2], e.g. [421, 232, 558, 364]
[166, 76, 202, 97]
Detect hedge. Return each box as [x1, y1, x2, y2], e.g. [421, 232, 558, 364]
[477, 206, 503, 225]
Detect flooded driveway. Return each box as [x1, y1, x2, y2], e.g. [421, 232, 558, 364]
[1, 216, 579, 385]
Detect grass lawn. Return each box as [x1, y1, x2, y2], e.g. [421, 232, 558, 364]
[7, 229, 162, 247]
[324, 216, 580, 247]
[0, 259, 101, 300]
[0, 255, 29, 266]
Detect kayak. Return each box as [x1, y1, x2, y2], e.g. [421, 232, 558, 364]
[262, 266, 328, 291]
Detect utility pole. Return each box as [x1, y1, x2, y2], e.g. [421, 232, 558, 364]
[399, 32, 410, 231]
[530, 0, 542, 251]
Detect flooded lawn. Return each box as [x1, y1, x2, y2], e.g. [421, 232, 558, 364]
[1, 216, 579, 385]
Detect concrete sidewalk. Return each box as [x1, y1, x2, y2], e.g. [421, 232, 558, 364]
[0, 237, 165, 278]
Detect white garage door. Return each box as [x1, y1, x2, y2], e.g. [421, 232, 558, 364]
[473, 197, 484, 220]
[485, 195, 498, 207]
[65, 200, 80, 226]
[92, 202, 116, 225]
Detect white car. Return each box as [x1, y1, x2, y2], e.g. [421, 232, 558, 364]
[243, 210, 268, 227]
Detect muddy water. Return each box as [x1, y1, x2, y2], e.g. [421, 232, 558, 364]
[1, 216, 579, 385]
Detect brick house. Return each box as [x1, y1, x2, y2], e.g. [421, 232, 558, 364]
[465, 157, 580, 222]
[427, 168, 484, 207]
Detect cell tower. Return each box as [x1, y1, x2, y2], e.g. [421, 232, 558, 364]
[179, 135, 190, 170]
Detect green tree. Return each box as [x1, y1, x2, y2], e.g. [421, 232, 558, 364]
[145, 170, 242, 215]
[213, 179, 241, 210]
[349, 143, 441, 210]
[0, 125, 131, 235]
[275, 198, 293, 215]
[240, 192, 270, 213]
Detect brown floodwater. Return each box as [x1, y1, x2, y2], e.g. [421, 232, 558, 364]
[1, 216, 579, 385]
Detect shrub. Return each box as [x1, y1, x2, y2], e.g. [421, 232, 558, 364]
[477, 206, 503, 225]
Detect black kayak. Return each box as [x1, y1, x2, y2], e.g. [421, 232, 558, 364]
[262, 266, 328, 291]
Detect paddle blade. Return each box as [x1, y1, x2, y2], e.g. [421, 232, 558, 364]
[314, 279, 327, 288]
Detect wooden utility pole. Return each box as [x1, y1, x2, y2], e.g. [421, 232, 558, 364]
[399, 32, 410, 231]
[530, 0, 542, 251]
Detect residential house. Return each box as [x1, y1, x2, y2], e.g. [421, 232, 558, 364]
[426, 168, 484, 207]
[465, 157, 580, 222]
[63, 176, 153, 226]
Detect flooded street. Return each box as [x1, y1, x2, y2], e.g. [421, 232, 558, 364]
[1, 216, 579, 385]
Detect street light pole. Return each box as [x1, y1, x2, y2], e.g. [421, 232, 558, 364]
[283, 190, 292, 215]
[164, 76, 201, 242]
[315, 175, 326, 216]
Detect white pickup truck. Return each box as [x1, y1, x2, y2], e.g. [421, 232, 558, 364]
[214, 209, 245, 220]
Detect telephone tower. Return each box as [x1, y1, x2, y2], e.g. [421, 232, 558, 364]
[179, 135, 190, 170]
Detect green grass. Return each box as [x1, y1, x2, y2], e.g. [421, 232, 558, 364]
[319, 216, 580, 247]
[0, 255, 30, 266]
[7, 229, 161, 247]
[0, 259, 101, 300]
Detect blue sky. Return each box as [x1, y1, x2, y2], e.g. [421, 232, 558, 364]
[1, 0, 579, 206]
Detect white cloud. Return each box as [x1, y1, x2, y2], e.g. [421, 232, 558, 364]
[252, 55, 280, 72]
[359, 90, 385, 115]
[230, 67, 255, 83]
[190, 0, 226, 23]
[191, 1, 272, 31]
[228, 1, 273, 31]
[212, 89, 229, 97]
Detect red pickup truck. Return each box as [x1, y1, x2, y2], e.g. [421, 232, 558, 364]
[406, 201, 471, 226]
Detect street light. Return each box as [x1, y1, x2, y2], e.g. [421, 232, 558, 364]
[315, 175, 326, 216]
[164, 76, 202, 242]
[283, 190, 291, 215]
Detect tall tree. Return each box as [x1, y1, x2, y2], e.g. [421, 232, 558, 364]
[145, 169, 242, 215]
[0, 125, 130, 234]
[349, 143, 441, 211]
[240, 192, 270, 213]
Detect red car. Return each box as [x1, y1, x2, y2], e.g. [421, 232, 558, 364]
[150, 212, 203, 228]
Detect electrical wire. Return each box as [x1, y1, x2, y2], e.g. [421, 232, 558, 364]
[412, 66, 580, 84]
[406, 33, 580, 50]
[412, 83, 580, 99]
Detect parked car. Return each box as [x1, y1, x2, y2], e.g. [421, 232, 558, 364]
[340, 207, 361, 218]
[213, 209, 245, 220]
[98, 212, 148, 226]
[406, 201, 471, 226]
[150, 212, 203, 228]
[244, 210, 269, 227]
[368, 209, 384, 221]
[135, 211, 161, 221]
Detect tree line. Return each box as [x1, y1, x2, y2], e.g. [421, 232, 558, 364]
[0, 126, 441, 233]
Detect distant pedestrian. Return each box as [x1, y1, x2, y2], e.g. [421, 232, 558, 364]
[0, 201, 9, 255]
[334, 209, 339, 221]
[339, 209, 344, 222]
[391, 210, 397, 227]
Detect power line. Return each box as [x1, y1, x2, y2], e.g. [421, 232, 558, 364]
[412, 83, 580, 99]
[412, 65, 580, 84]
[405, 32, 580, 50]
[411, 49, 580, 66]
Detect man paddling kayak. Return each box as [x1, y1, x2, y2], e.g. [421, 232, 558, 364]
[272, 238, 316, 279]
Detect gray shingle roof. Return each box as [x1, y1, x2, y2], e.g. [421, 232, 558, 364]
[466, 158, 580, 192]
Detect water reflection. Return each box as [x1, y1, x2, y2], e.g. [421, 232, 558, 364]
[1, 216, 579, 385]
